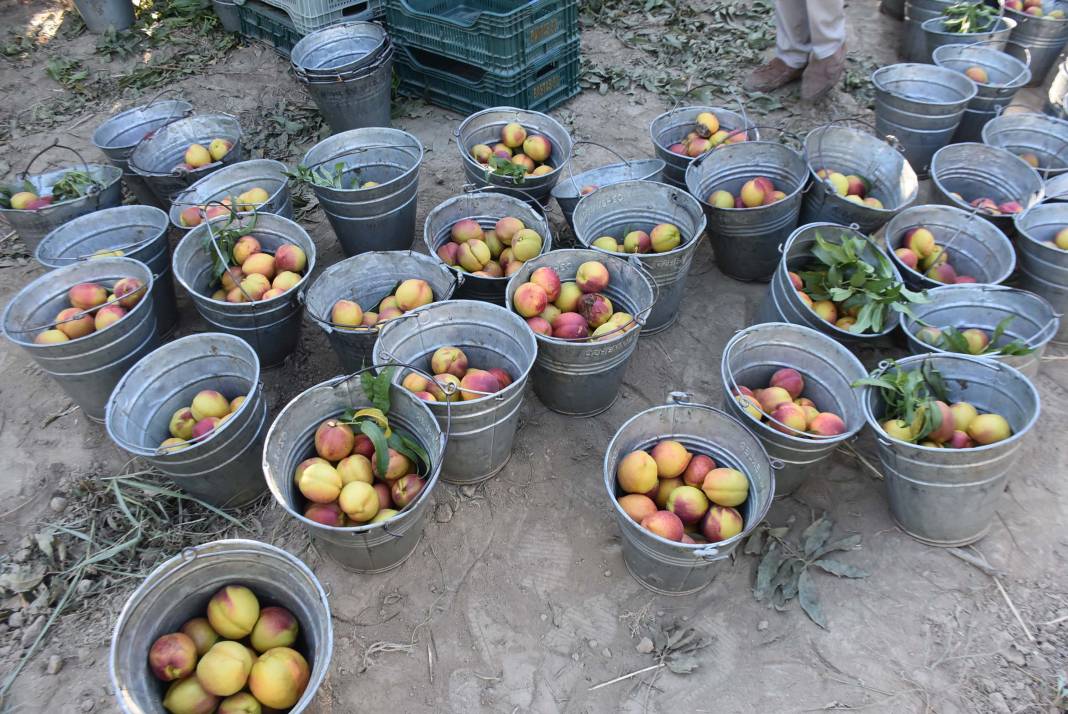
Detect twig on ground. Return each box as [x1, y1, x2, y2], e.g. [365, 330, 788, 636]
[838, 443, 884, 480]
[588, 663, 663, 691]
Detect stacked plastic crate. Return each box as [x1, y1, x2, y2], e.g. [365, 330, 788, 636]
[386, 0, 580, 114]
[230, 0, 384, 55]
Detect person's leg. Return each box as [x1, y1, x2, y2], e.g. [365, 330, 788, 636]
[801, 0, 847, 101]
[743, 1, 807, 92]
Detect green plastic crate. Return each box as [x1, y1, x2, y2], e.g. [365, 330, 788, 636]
[235, 0, 375, 55]
[395, 39, 580, 114]
[386, 0, 578, 71]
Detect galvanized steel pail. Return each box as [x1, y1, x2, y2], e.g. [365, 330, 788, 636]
[1004, 4, 1068, 87]
[552, 156, 665, 235]
[648, 105, 760, 188]
[981, 111, 1068, 178]
[932, 43, 1031, 142]
[1013, 202, 1068, 342]
[169, 159, 293, 230]
[920, 15, 1015, 64]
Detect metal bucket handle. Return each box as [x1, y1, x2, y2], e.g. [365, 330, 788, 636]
[807, 116, 901, 191]
[128, 112, 240, 176]
[303, 297, 419, 335]
[690, 125, 802, 174]
[301, 143, 420, 176]
[377, 333, 510, 402]
[6, 276, 154, 335]
[564, 140, 630, 192]
[142, 88, 196, 128]
[18, 141, 93, 182]
[968, 285, 1060, 350]
[460, 183, 550, 223]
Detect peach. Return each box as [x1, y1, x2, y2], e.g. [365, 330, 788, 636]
[681, 454, 716, 488]
[34, 328, 70, 344]
[797, 291, 814, 308]
[501, 122, 527, 148]
[955, 275, 978, 284]
[483, 229, 503, 258]
[304, 501, 346, 527]
[337, 454, 373, 486]
[220, 266, 244, 292]
[650, 223, 682, 253]
[667, 485, 709, 526]
[707, 190, 734, 209]
[593, 236, 620, 252]
[494, 216, 525, 245]
[208, 138, 232, 161]
[272, 271, 301, 293]
[578, 293, 613, 329]
[460, 368, 501, 400]
[961, 328, 989, 355]
[754, 386, 792, 413]
[882, 419, 914, 441]
[437, 242, 459, 266]
[250, 606, 299, 653]
[451, 218, 484, 244]
[236, 187, 269, 211]
[191, 417, 220, 440]
[654, 476, 682, 508]
[769, 367, 805, 399]
[298, 462, 343, 504]
[162, 676, 219, 714]
[916, 326, 943, 346]
[218, 692, 262, 714]
[434, 373, 462, 401]
[378, 306, 403, 322]
[912, 400, 955, 443]
[511, 153, 535, 172]
[149, 632, 198, 681]
[492, 143, 512, 159]
[523, 135, 552, 163]
[527, 316, 552, 335]
[895, 247, 919, 271]
[740, 179, 766, 208]
[528, 266, 561, 301]
[964, 66, 988, 83]
[812, 300, 837, 323]
[580, 184, 598, 195]
[159, 437, 188, 451]
[329, 299, 363, 329]
[770, 402, 807, 434]
[701, 506, 743, 543]
[946, 430, 974, 449]
[863, 196, 884, 209]
[180, 618, 219, 657]
[825, 172, 849, 196]
[686, 137, 711, 156]
[926, 262, 957, 284]
[232, 236, 261, 265]
[479, 260, 504, 278]
[402, 372, 432, 394]
[623, 229, 653, 254]
[844, 174, 866, 197]
[259, 288, 282, 300]
[458, 239, 491, 272]
[511, 229, 543, 262]
[809, 412, 846, 436]
[294, 456, 330, 483]
[618, 494, 658, 523]
[242, 253, 276, 280]
[315, 419, 354, 460]
[197, 640, 252, 696]
[668, 142, 687, 155]
[701, 467, 749, 507]
[394, 278, 432, 312]
[248, 647, 310, 710]
[69, 283, 109, 312]
[54, 308, 96, 340]
[950, 402, 978, 432]
[207, 585, 260, 640]
[576, 261, 610, 293]
[431, 346, 468, 378]
[167, 407, 196, 440]
[617, 450, 658, 494]
[372, 448, 412, 482]
[179, 206, 203, 227]
[504, 261, 524, 277]
[339, 481, 379, 522]
[192, 390, 230, 421]
[371, 508, 399, 523]
[470, 143, 493, 163]
[651, 439, 692, 478]
[736, 394, 763, 420]
[391, 474, 425, 508]
[513, 282, 549, 318]
[904, 227, 936, 258]
[967, 413, 1011, 445]
[555, 281, 583, 311]
[551, 311, 590, 339]
[800, 404, 820, 427]
[373, 482, 393, 510]
[274, 244, 306, 274]
[641, 510, 685, 541]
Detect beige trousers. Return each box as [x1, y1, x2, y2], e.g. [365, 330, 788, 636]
[775, 0, 846, 68]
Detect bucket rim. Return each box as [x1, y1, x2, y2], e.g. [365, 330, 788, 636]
[551, 158, 667, 200]
[871, 62, 979, 105]
[1003, 4, 1068, 23]
[920, 15, 1016, 38]
[648, 105, 759, 152]
[0, 164, 123, 212]
[981, 110, 1068, 148]
[685, 140, 808, 211]
[168, 158, 291, 229]
[300, 127, 424, 197]
[91, 98, 194, 152]
[931, 43, 1032, 90]
[289, 20, 388, 74]
[455, 105, 574, 185]
[1014, 200, 1068, 248]
[33, 204, 170, 267]
[930, 141, 1046, 202]
[128, 112, 243, 177]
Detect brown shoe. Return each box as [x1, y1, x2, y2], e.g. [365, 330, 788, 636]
[743, 58, 804, 93]
[801, 45, 846, 102]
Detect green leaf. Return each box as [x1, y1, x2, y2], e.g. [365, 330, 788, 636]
[388, 431, 429, 472]
[361, 421, 390, 476]
[373, 367, 395, 414]
[798, 569, 827, 629]
[360, 371, 375, 403]
[754, 543, 785, 602]
[802, 516, 832, 557]
[812, 558, 869, 578]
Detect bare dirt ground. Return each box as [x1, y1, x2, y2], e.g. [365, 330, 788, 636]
[0, 1, 1065, 712]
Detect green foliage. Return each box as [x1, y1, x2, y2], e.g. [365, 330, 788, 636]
[199, 212, 256, 279]
[922, 317, 1035, 357]
[487, 156, 527, 182]
[51, 171, 102, 202]
[853, 360, 950, 442]
[342, 367, 432, 474]
[288, 162, 349, 189]
[941, 2, 999, 34]
[45, 57, 89, 88]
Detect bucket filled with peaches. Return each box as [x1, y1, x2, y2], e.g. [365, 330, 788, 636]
[605, 393, 775, 595]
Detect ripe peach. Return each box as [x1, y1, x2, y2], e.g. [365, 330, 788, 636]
[232, 236, 261, 265]
[576, 261, 609, 293]
[653, 476, 682, 508]
[946, 430, 974, 449]
[527, 316, 552, 335]
[501, 122, 527, 148]
[494, 216, 524, 245]
[372, 448, 412, 482]
[592, 236, 619, 252]
[513, 282, 549, 318]
[926, 262, 957, 284]
[681, 454, 716, 487]
[361, 311, 378, 326]
[391, 474, 425, 508]
[641, 510, 685, 541]
[219, 266, 244, 292]
[825, 172, 849, 196]
[68, 282, 108, 311]
[170, 408, 197, 440]
[458, 239, 491, 272]
[315, 419, 354, 460]
[686, 137, 711, 156]
[337, 454, 373, 486]
[967, 413, 1011, 445]
[304, 501, 346, 527]
[492, 143, 512, 159]
[667, 485, 709, 526]
[394, 278, 432, 312]
[470, 143, 493, 163]
[617, 450, 658, 494]
[437, 242, 459, 265]
[370, 481, 392, 508]
[882, 419, 914, 441]
[578, 293, 613, 329]
[770, 402, 807, 434]
[799, 404, 820, 427]
[701, 467, 749, 507]
[895, 247, 919, 271]
[812, 300, 837, 323]
[207, 585, 260, 640]
[844, 174, 866, 197]
[701, 505, 743, 542]
[668, 142, 687, 155]
[769, 367, 804, 399]
[551, 311, 590, 339]
[809, 412, 846, 436]
[258, 288, 282, 300]
[911, 400, 955, 443]
[622, 230, 652, 254]
[523, 135, 552, 163]
[218, 692, 262, 714]
[242, 253, 276, 280]
[451, 218, 484, 244]
[527, 266, 561, 302]
[271, 271, 301, 293]
[250, 606, 299, 653]
[54, 307, 94, 340]
[650, 223, 682, 253]
[511, 153, 535, 172]
[554, 281, 583, 311]
[707, 190, 735, 209]
[33, 328, 69, 344]
[339, 480, 379, 522]
[192, 390, 230, 421]
[797, 291, 814, 308]
[431, 346, 468, 378]
[483, 229, 503, 258]
[159, 437, 188, 451]
[331, 299, 363, 329]
[618, 494, 658, 523]
[149, 632, 198, 681]
[511, 229, 543, 262]
[274, 244, 306, 274]
[739, 179, 766, 208]
[460, 368, 501, 400]
[162, 676, 219, 714]
[961, 328, 989, 355]
[736, 394, 763, 420]
[191, 417, 220, 440]
[916, 326, 943, 346]
[433, 373, 462, 401]
[248, 647, 310, 710]
[755, 386, 792, 413]
[904, 227, 936, 258]
[371, 508, 399, 523]
[180, 617, 219, 657]
[651, 439, 692, 478]
[298, 462, 343, 503]
[179, 206, 204, 228]
[949, 402, 978, 432]
[402, 372, 432, 394]
[197, 640, 253, 696]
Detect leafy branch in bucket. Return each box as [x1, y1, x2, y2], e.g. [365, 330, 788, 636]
[337, 368, 430, 476]
[747, 515, 868, 629]
[923, 317, 1035, 357]
[287, 162, 349, 189]
[199, 212, 256, 280]
[853, 360, 950, 442]
[799, 232, 927, 335]
[51, 170, 103, 202]
[941, 2, 999, 34]
[487, 156, 526, 183]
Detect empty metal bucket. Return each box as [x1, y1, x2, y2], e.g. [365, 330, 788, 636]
[34, 205, 179, 337]
[648, 105, 760, 188]
[456, 106, 574, 203]
[504, 249, 656, 416]
[757, 223, 906, 344]
[92, 97, 193, 208]
[110, 539, 332, 714]
[920, 16, 1016, 64]
[872, 63, 978, 176]
[262, 375, 446, 573]
[105, 333, 268, 508]
[304, 250, 459, 371]
[685, 140, 807, 282]
[374, 300, 538, 484]
[883, 203, 1017, 289]
[172, 213, 316, 367]
[604, 393, 775, 595]
[930, 142, 1044, 234]
[291, 21, 389, 78]
[1, 257, 158, 422]
[981, 111, 1068, 178]
[571, 180, 707, 332]
[73, 0, 134, 32]
[720, 323, 867, 497]
[901, 284, 1058, 378]
[932, 43, 1032, 142]
[902, 0, 955, 61]
[129, 113, 244, 205]
[860, 353, 1040, 546]
[297, 45, 394, 134]
[552, 156, 666, 235]
[423, 190, 553, 304]
[168, 159, 293, 230]
[301, 127, 423, 256]
[1004, 4, 1068, 86]
[1013, 202, 1068, 342]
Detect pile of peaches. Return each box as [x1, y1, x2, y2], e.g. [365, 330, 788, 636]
[436, 215, 544, 278]
[667, 111, 747, 157]
[732, 368, 847, 438]
[400, 346, 512, 403]
[512, 260, 636, 340]
[33, 278, 145, 345]
[469, 122, 555, 178]
[330, 278, 434, 330]
[210, 235, 307, 304]
[161, 389, 247, 451]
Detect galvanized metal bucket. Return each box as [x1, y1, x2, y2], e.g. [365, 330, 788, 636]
[374, 300, 538, 484]
[92, 97, 193, 208]
[920, 15, 1015, 64]
[649, 104, 760, 188]
[301, 127, 423, 256]
[1045, 170, 1068, 200]
[883, 203, 1017, 289]
[291, 20, 389, 79]
[0, 144, 124, 253]
[872, 63, 978, 177]
[0, 257, 158, 422]
[981, 111, 1068, 178]
[455, 106, 574, 203]
[685, 139, 808, 281]
[168, 159, 293, 230]
[172, 213, 317, 367]
[902, 0, 955, 61]
[604, 392, 775, 595]
[304, 250, 459, 371]
[1013, 202, 1068, 343]
[129, 113, 244, 205]
[757, 223, 905, 343]
[504, 249, 656, 416]
[105, 333, 268, 508]
[860, 353, 1041, 546]
[296, 42, 394, 134]
[900, 284, 1058, 378]
[1004, 4, 1068, 87]
[262, 372, 446, 573]
[571, 180, 707, 332]
[930, 142, 1044, 234]
[423, 190, 552, 304]
[110, 539, 332, 714]
[34, 205, 179, 337]
[73, 0, 134, 32]
[720, 323, 867, 497]
[932, 42, 1032, 142]
[800, 123, 919, 233]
